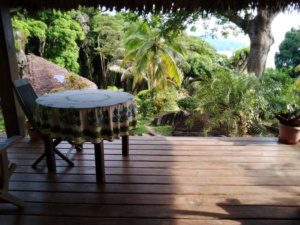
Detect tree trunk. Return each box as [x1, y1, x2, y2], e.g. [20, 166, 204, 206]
[247, 8, 278, 76]
[39, 40, 45, 57]
[99, 53, 107, 89]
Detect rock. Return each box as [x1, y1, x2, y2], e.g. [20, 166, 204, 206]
[152, 111, 190, 126]
[21, 54, 97, 96]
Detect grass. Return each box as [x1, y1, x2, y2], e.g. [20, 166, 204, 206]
[129, 117, 151, 136]
[0, 113, 5, 132]
[129, 123, 149, 135]
[130, 116, 173, 136]
[153, 125, 173, 136]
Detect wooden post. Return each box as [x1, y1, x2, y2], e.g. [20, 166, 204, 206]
[94, 141, 105, 183]
[0, 6, 25, 137]
[122, 135, 129, 156]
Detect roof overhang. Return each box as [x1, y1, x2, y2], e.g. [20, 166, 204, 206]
[2, 0, 300, 13]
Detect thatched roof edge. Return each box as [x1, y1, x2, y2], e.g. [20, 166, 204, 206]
[2, 0, 300, 13]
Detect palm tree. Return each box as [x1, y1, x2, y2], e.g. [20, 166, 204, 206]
[122, 21, 186, 91]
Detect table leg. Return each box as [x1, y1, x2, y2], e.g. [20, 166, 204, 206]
[122, 135, 129, 156]
[75, 143, 83, 152]
[94, 141, 105, 183]
[42, 135, 56, 173]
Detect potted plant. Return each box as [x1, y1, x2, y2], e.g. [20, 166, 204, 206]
[273, 76, 300, 144]
[276, 105, 300, 144]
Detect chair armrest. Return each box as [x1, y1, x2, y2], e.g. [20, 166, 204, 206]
[0, 136, 22, 152]
[0, 136, 21, 178]
[0, 136, 24, 207]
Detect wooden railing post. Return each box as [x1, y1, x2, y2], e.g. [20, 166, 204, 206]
[0, 5, 25, 137]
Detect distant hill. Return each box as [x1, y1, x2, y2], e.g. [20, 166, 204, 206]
[202, 37, 249, 56]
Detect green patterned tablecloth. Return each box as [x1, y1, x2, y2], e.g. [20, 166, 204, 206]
[34, 89, 137, 144]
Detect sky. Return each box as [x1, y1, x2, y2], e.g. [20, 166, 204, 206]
[187, 11, 300, 68]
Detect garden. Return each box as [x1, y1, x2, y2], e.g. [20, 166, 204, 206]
[1, 7, 299, 140]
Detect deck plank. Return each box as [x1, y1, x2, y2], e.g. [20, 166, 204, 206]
[1, 216, 299, 225]
[1, 136, 300, 225]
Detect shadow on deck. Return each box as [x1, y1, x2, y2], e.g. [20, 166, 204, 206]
[0, 136, 300, 225]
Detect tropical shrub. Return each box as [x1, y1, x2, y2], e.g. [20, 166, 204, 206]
[183, 36, 228, 81]
[261, 69, 300, 126]
[135, 90, 158, 117]
[177, 96, 198, 111]
[186, 54, 214, 79]
[229, 47, 250, 73]
[261, 69, 296, 116]
[193, 71, 267, 136]
[135, 88, 179, 117]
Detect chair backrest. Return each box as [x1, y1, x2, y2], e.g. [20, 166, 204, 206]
[12, 79, 38, 125]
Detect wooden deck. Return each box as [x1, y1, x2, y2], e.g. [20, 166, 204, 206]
[0, 136, 300, 225]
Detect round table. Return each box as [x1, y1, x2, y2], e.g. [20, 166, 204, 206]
[34, 89, 137, 183]
[34, 89, 136, 143]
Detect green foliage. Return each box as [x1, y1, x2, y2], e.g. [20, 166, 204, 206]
[107, 86, 124, 91]
[296, 75, 300, 90]
[12, 16, 47, 51]
[177, 96, 198, 111]
[135, 89, 158, 117]
[261, 69, 300, 126]
[135, 88, 179, 117]
[13, 9, 296, 137]
[27, 20, 48, 42]
[183, 36, 218, 59]
[129, 125, 149, 135]
[0, 112, 4, 132]
[49, 73, 88, 92]
[49, 87, 66, 93]
[154, 87, 180, 113]
[194, 72, 267, 136]
[75, 9, 126, 85]
[261, 69, 294, 106]
[129, 117, 172, 136]
[229, 47, 250, 72]
[275, 27, 300, 69]
[187, 55, 214, 79]
[183, 36, 228, 80]
[66, 74, 88, 89]
[129, 117, 151, 135]
[38, 10, 85, 72]
[153, 125, 173, 136]
[13, 10, 84, 72]
[92, 13, 125, 59]
[12, 17, 30, 37]
[123, 18, 186, 91]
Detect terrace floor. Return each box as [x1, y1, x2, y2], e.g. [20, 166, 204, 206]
[0, 135, 300, 225]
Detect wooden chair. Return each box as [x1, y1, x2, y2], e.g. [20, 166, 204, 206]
[12, 79, 81, 168]
[0, 136, 24, 207]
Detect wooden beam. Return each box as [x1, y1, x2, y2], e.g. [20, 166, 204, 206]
[0, 5, 24, 137]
